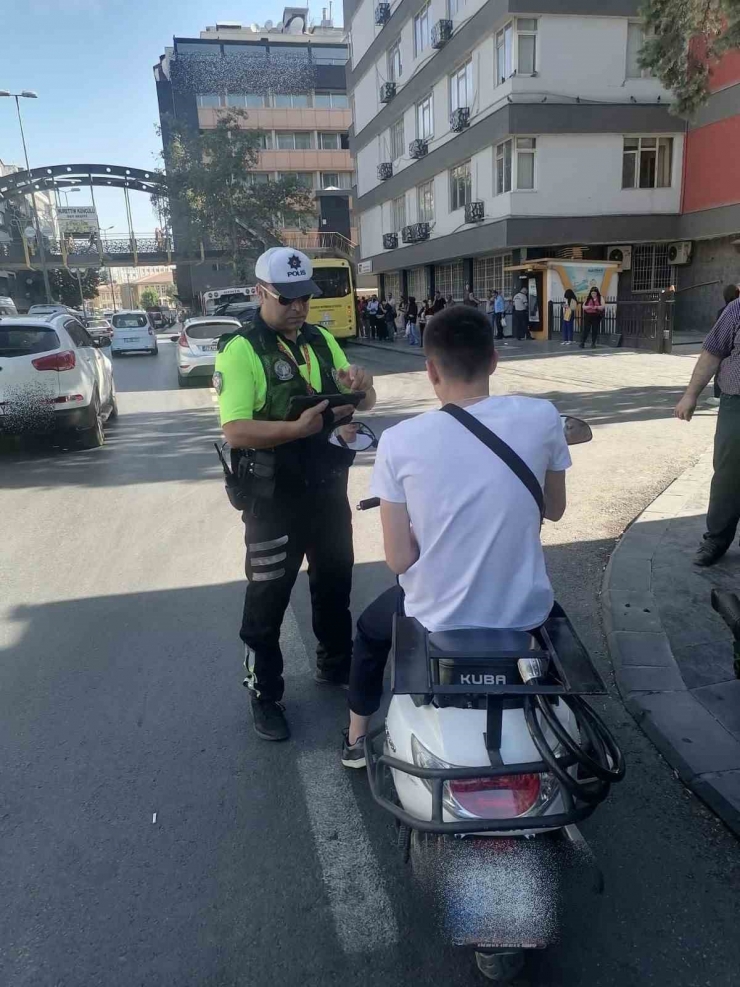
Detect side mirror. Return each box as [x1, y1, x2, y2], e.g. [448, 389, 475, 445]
[329, 422, 378, 452]
[561, 415, 592, 446]
[96, 336, 112, 348]
[170, 335, 179, 342]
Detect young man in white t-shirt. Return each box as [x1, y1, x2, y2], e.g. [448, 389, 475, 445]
[342, 305, 571, 767]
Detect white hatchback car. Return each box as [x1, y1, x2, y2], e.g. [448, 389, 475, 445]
[0, 313, 117, 447]
[110, 310, 158, 356]
[175, 316, 241, 386]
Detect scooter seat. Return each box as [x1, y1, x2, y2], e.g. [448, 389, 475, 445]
[428, 627, 539, 659]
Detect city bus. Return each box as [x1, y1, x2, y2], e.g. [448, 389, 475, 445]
[202, 258, 357, 340]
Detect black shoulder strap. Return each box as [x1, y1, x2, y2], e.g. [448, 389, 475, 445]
[441, 404, 544, 519]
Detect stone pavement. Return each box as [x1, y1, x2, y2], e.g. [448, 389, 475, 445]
[603, 448, 740, 836]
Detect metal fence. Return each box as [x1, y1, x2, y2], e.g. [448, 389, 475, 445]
[548, 295, 674, 352]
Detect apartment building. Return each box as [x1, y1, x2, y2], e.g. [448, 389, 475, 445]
[154, 8, 354, 302]
[344, 1, 706, 333]
[0, 158, 57, 309]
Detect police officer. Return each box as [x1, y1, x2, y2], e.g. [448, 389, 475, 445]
[214, 248, 376, 741]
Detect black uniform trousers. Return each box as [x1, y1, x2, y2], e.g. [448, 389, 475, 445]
[241, 475, 354, 702]
[705, 394, 740, 552]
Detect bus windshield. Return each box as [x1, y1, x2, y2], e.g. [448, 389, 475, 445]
[312, 268, 351, 298]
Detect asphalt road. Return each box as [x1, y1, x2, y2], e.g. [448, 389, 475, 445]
[1, 340, 738, 987]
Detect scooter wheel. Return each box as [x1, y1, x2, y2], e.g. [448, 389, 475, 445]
[474, 950, 525, 983]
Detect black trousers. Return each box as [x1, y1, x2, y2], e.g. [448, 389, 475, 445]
[581, 314, 601, 346]
[494, 312, 505, 338]
[241, 477, 354, 702]
[705, 394, 740, 551]
[513, 309, 529, 340]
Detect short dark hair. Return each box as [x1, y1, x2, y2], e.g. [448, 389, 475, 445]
[424, 305, 495, 381]
[723, 283, 740, 305]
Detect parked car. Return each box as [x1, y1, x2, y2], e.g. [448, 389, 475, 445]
[27, 304, 79, 318]
[175, 316, 241, 387]
[0, 296, 18, 317]
[110, 310, 158, 356]
[0, 313, 117, 447]
[85, 317, 114, 342]
[213, 301, 259, 326]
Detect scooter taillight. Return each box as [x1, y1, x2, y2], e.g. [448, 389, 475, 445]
[449, 774, 540, 818]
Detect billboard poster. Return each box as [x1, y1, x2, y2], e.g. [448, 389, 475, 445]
[58, 206, 99, 236]
[527, 277, 540, 323]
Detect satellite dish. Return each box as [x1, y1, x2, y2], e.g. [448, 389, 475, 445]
[264, 19, 273, 29]
[276, 21, 284, 30]
[250, 23, 259, 31]
[24, 226, 36, 238]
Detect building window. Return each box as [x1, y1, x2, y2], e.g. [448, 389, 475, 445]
[247, 173, 271, 185]
[197, 93, 222, 108]
[276, 131, 314, 150]
[391, 194, 407, 232]
[314, 92, 349, 108]
[626, 23, 652, 78]
[495, 139, 512, 194]
[450, 60, 473, 114]
[246, 93, 267, 107]
[408, 266, 429, 301]
[495, 24, 513, 85]
[388, 39, 402, 83]
[448, 0, 466, 16]
[449, 161, 472, 211]
[516, 18, 538, 75]
[321, 172, 353, 189]
[274, 93, 310, 108]
[319, 132, 340, 149]
[416, 93, 434, 140]
[414, 3, 430, 57]
[417, 179, 435, 222]
[390, 118, 405, 160]
[622, 137, 673, 189]
[435, 261, 465, 300]
[632, 244, 672, 292]
[257, 132, 273, 150]
[384, 271, 402, 299]
[473, 253, 514, 297]
[278, 171, 314, 188]
[311, 46, 349, 65]
[516, 137, 536, 189]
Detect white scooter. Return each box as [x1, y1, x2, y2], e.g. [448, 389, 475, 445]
[351, 416, 625, 984]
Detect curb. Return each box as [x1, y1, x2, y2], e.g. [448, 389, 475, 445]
[602, 448, 740, 837]
[349, 338, 426, 358]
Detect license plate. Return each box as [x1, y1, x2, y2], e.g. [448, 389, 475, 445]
[200, 344, 217, 352]
[123, 337, 139, 343]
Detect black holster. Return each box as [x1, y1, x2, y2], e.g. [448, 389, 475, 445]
[216, 444, 277, 512]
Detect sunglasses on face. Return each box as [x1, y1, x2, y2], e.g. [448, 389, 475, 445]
[262, 286, 313, 306]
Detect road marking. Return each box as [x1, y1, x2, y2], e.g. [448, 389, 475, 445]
[297, 749, 399, 954]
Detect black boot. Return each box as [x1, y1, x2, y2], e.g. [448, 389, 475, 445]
[250, 696, 290, 741]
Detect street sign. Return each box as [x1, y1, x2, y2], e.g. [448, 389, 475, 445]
[58, 206, 99, 236]
[357, 260, 372, 274]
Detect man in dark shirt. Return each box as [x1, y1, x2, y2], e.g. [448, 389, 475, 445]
[675, 297, 740, 565]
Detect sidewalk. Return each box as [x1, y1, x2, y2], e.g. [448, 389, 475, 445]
[603, 450, 740, 836]
[353, 334, 585, 360]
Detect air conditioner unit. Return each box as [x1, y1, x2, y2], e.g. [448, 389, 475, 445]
[401, 222, 430, 243]
[608, 245, 632, 270]
[431, 19, 453, 48]
[408, 138, 428, 159]
[465, 201, 484, 223]
[379, 82, 396, 103]
[375, 3, 390, 26]
[668, 241, 693, 265]
[377, 162, 393, 181]
[382, 232, 398, 249]
[450, 107, 470, 132]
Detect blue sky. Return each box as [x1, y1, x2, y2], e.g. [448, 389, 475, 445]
[1, 0, 341, 234]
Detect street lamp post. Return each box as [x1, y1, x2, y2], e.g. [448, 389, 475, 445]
[71, 267, 86, 317]
[0, 90, 52, 303]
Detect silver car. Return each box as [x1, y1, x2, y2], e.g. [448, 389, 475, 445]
[175, 316, 241, 387]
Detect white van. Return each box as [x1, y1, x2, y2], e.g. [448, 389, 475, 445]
[0, 296, 18, 318]
[110, 310, 158, 356]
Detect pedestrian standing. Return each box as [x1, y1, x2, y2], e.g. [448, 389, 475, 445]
[463, 284, 480, 308]
[432, 290, 446, 314]
[445, 293, 454, 307]
[419, 298, 433, 344]
[366, 294, 379, 339]
[512, 286, 529, 340]
[562, 289, 577, 346]
[580, 287, 605, 349]
[675, 296, 740, 566]
[213, 247, 377, 740]
[383, 295, 397, 342]
[713, 284, 740, 397]
[486, 290, 496, 332]
[494, 289, 507, 341]
[406, 296, 420, 346]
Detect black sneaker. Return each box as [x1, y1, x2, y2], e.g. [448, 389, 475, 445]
[694, 540, 728, 568]
[250, 697, 290, 741]
[341, 730, 366, 769]
[314, 665, 350, 689]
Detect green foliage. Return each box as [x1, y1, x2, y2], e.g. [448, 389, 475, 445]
[49, 268, 102, 308]
[140, 288, 160, 310]
[640, 0, 740, 115]
[152, 109, 315, 280]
